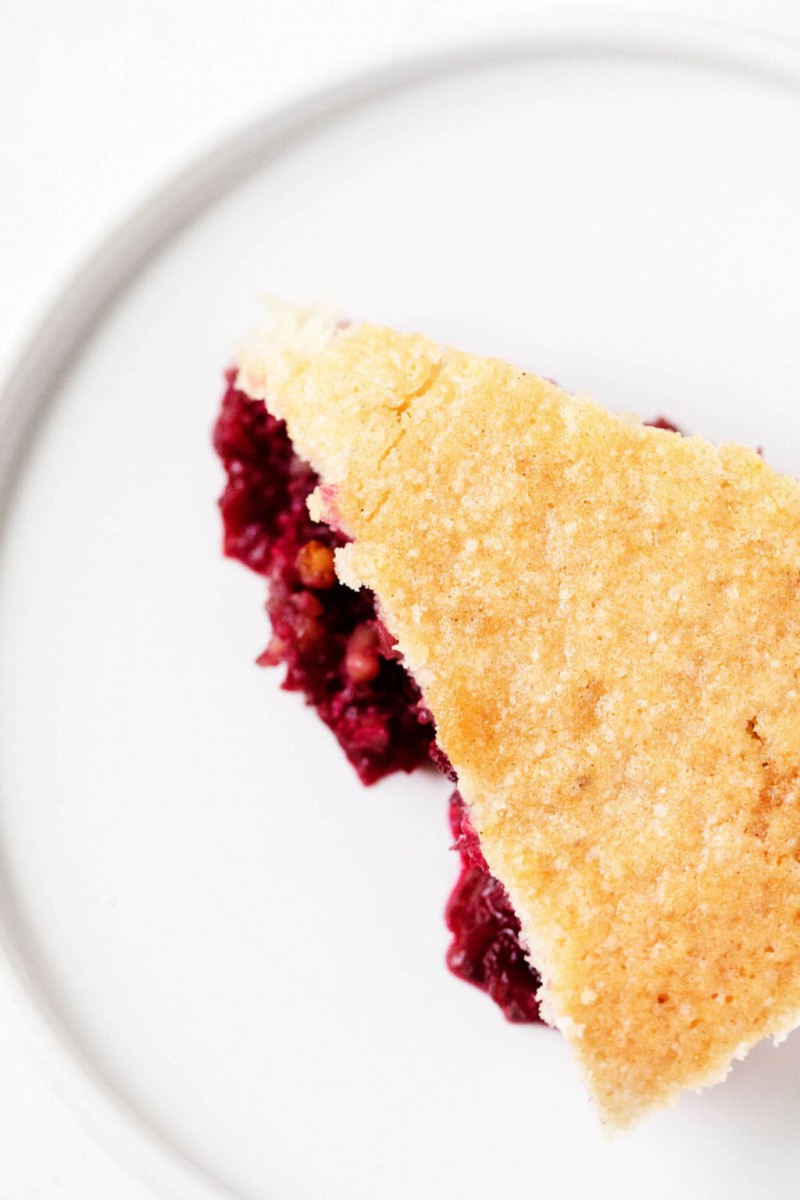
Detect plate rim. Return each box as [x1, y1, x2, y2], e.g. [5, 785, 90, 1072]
[2, 11, 800, 1199]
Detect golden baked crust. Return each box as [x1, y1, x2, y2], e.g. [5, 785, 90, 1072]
[238, 306, 800, 1126]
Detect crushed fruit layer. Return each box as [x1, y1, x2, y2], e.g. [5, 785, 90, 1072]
[447, 791, 542, 1022]
[214, 368, 679, 1025]
[213, 371, 434, 786]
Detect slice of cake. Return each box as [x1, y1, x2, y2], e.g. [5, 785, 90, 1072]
[236, 303, 800, 1127]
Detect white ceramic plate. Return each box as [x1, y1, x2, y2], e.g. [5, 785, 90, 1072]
[2, 13, 800, 1200]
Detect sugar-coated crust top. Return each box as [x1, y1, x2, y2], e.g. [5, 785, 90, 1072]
[239, 310, 800, 1126]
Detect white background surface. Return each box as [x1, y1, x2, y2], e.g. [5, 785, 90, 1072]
[3, 3, 800, 1198]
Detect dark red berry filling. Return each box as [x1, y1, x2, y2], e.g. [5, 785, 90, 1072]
[213, 371, 434, 786]
[214, 367, 681, 1026]
[446, 791, 542, 1022]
